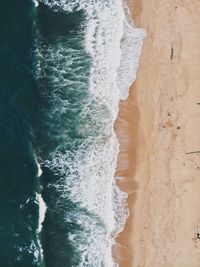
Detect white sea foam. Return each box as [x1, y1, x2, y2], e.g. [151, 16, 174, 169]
[36, 193, 47, 233]
[38, 0, 145, 266]
[117, 23, 146, 99]
[36, 161, 46, 261]
[35, 161, 46, 233]
[32, 0, 39, 7]
[37, 162, 43, 177]
[35, 192, 46, 261]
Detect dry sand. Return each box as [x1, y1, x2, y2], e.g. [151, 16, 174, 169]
[114, 0, 200, 266]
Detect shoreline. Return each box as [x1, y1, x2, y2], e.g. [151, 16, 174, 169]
[113, 82, 140, 266]
[112, 1, 144, 266]
[114, 0, 200, 266]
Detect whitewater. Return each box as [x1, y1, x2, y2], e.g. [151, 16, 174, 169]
[35, 0, 145, 266]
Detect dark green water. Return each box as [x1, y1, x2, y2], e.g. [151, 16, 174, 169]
[0, 1, 42, 266]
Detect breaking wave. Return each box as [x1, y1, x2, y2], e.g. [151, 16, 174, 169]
[36, 0, 145, 266]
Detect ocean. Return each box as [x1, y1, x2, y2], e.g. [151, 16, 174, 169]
[0, 0, 145, 266]
[0, 1, 42, 266]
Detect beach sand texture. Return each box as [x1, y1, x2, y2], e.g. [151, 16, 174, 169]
[114, 0, 200, 266]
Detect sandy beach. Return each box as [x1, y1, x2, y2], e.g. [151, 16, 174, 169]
[114, 0, 200, 266]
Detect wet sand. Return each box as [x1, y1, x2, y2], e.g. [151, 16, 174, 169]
[114, 0, 200, 266]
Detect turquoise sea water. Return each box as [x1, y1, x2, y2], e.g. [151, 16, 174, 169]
[0, 1, 145, 266]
